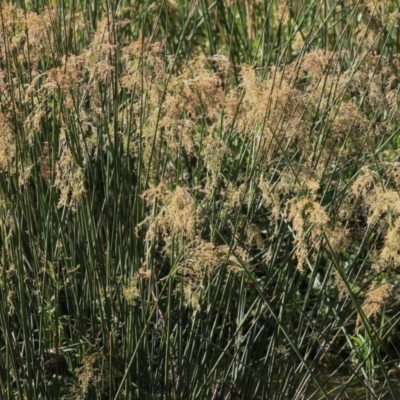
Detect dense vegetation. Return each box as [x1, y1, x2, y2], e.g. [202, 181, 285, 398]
[1, 0, 400, 398]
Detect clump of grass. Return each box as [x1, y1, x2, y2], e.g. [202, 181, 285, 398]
[1, 0, 400, 399]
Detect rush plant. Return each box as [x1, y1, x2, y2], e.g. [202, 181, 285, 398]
[0, 0, 400, 399]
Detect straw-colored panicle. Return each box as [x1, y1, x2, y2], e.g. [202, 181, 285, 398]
[286, 197, 334, 273]
[0, 113, 16, 172]
[357, 282, 393, 328]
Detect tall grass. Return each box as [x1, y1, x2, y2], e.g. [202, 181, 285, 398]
[0, 0, 400, 399]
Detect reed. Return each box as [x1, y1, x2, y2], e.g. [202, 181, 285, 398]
[0, 0, 399, 398]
